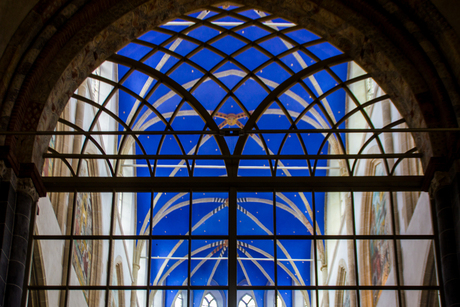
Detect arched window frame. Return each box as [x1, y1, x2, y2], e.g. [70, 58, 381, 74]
[29, 4, 438, 307]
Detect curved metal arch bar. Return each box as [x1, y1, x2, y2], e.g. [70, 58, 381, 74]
[305, 93, 391, 176]
[100, 75, 192, 176]
[153, 7, 331, 104]
[185, 18, 302, 92]
[340, 83, 392, 175]
[300, 86, 352, 176]
[46, 147, 76, 177]
[276, 77, 330, 176]
[132, 40, 256, 144]
[154, 25, 272, 94]
[72, 90, 155, 177]
[87, 74, 169, 129]
[156, 97, 193, 176]
[274, 75, 359, 175]
[108, 53, 233, 172]
[332, 95, 391, 129]
[390, 147, 419, 176]
[222, 10, 324, 65]
[109, 53, 227, 138]
[119, 98, 159, 177]
[71, 93, 155, 132]
[351, 118, 407, 175]
[72, 79, 122, 178]
[242, 134, 275, 176]
[249, 92, 334, 176]
[270, 97, 313, 175]
[156, 37, 275, 98]
[160, 48, 257, 123]
[133, 39, 230, 90]
[132, 39, 235, 96]
[179, 14, 296, 77]
[206, 5, 322, 65]
[84, 74, 168, 176]
[234, 54, 350, 156]
[309, 67, 375, 174]
[57, 118, 115, 176]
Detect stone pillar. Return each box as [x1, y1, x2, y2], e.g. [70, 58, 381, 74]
[0, 163, 17, 307]
[430, 171, 460, 307]
[3, 178, 38, 307]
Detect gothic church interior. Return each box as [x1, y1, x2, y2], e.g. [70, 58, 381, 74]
[1, 1, 460, 307]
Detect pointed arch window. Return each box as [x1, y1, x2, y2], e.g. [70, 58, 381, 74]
[238, 294, 255, 307]
[202, 293, 217, 307]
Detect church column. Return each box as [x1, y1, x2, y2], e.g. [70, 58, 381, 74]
[430, 171, 460, 307]
[0, 162, 17, 306]
[0, 149, 45, 306]
[3, 177, 38, 307]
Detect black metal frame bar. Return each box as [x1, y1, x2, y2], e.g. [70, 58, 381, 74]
[32, 234, 437, 240]
[42, 153, 421, 159]
[390, 189, 404, 307]
[1, 128, 459, 135]
[104, 191, 117, 306]
[27, 285, 440, 291]
[42, 176, 425, 192]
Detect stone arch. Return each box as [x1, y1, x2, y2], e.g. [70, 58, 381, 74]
[0, 0, 459, 173]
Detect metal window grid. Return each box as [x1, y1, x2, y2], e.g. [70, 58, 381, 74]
[27, 187, 443, 307]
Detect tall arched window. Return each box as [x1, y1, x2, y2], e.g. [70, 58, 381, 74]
[202, 293, 217, 307]
[30, 4, 439, 307]
[238, 294, 255, 307]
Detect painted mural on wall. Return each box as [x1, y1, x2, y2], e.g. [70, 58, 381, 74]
[369, 163, 391, 306]
[72, 160, 93, 301]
